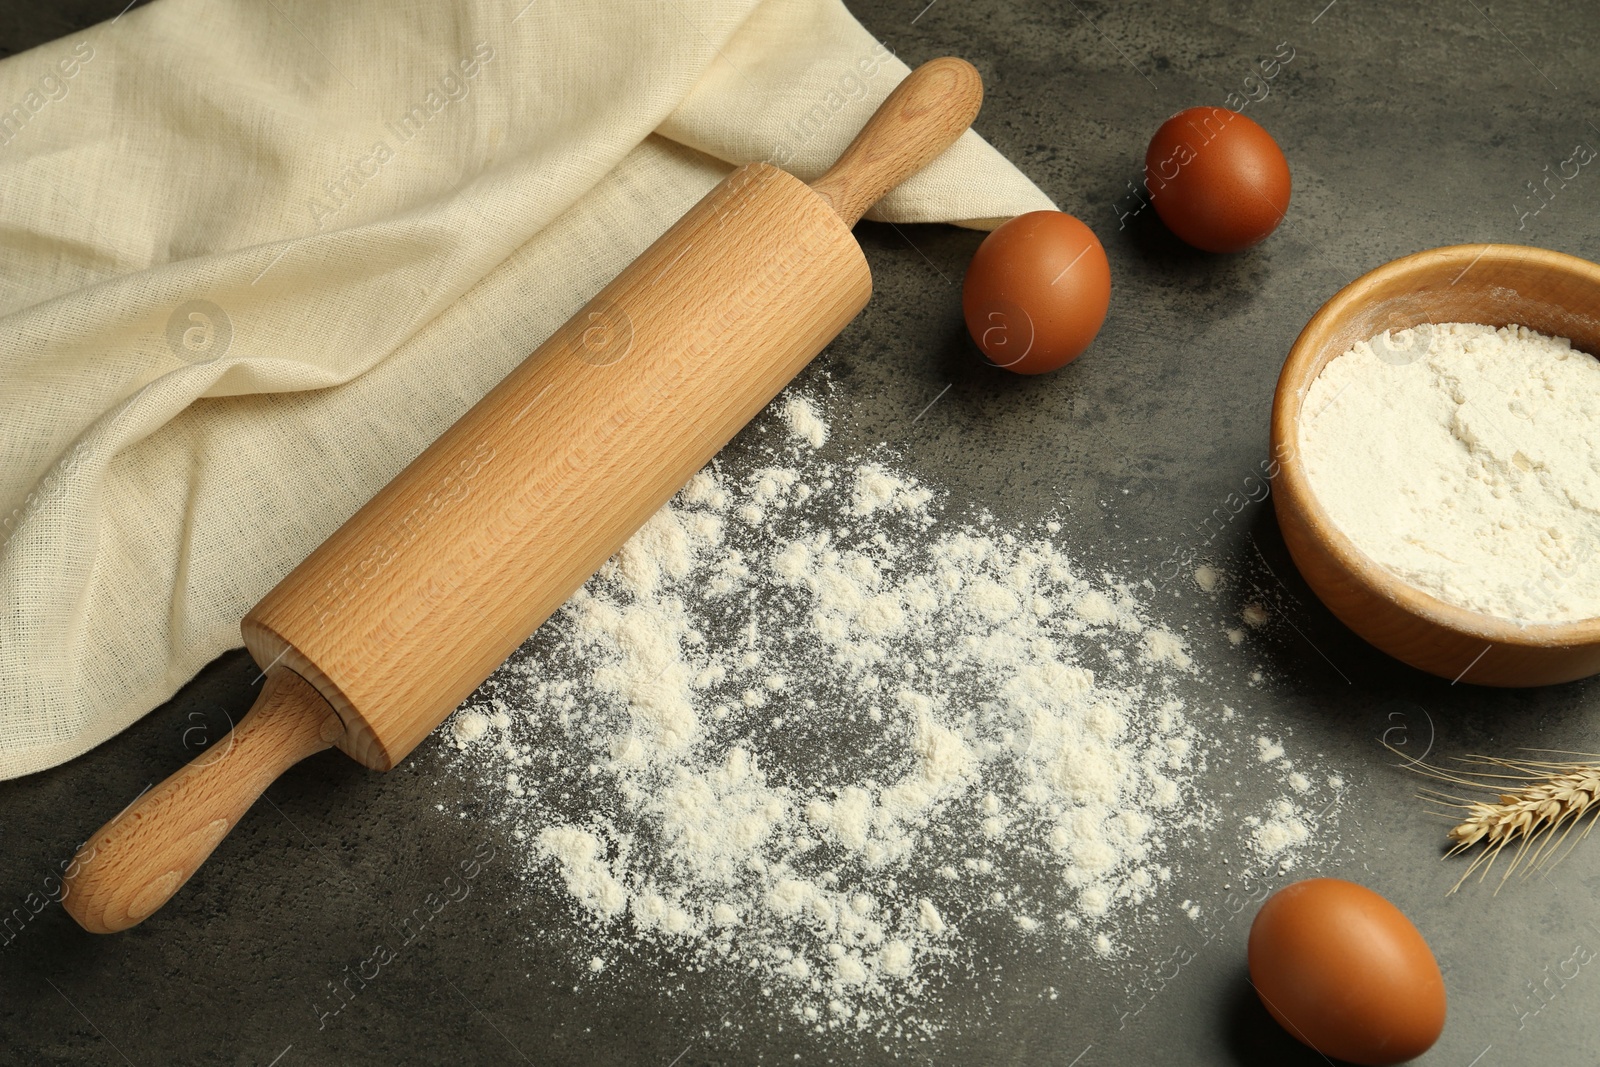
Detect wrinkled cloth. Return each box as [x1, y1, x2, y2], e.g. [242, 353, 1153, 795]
[0, 0, 1054, 779]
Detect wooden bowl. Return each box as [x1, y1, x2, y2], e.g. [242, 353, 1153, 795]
[1271, 244, 1600, 686]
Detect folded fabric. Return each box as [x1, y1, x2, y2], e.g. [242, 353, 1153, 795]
[0, 0, 1055, 780]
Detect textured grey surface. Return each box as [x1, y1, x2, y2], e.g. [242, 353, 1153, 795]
[5, 1, 1600, 1064]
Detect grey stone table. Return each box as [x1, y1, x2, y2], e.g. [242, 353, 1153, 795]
[5, 1, 1600, 1064]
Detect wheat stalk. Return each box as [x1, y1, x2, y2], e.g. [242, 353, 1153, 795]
[1399, 750, 1600, 893]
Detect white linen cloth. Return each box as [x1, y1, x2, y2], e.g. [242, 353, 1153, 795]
[0, 0, 1054, 779]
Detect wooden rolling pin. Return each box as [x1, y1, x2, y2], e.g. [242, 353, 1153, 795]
[62, 57, 983, 933]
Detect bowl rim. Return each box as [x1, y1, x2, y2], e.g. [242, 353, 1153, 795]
[1271, 242, 1600, 649]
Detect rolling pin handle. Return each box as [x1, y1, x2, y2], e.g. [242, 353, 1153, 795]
[809, 56, 984, 228]
[62, 668, 343, 934]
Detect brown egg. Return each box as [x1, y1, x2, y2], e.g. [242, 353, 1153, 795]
[1248, 878, 1446, 1065]
[961, 210, 1111, 374]
[1145, 107, 1291, 253]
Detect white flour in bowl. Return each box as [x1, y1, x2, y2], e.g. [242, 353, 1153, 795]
[443, 393, 1333, 1038]
[1300, 322, 1600, 623]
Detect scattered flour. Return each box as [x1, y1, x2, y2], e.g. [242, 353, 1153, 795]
[781, 395, 830, 449]
[1301, 322, 1600, 623]
[1253, 799, 1312, 857]
[451, 709, 489, 745]
[444, 392, 1332, 1039]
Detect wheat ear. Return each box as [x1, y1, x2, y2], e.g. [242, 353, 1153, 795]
[1399, 750, 1600, 893]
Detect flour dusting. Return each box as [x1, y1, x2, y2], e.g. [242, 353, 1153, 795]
[443, 390, 1333, 1039]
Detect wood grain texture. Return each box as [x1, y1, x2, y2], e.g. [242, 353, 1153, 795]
[811, 57, 983, 229]
[244, 164, 870, 770]
[62, 669, 342, 934]
[1271, 243, 1600, 686]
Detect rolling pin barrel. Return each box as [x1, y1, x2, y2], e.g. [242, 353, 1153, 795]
[243, 161, 873, 771]
[62, 57, 984, 933]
